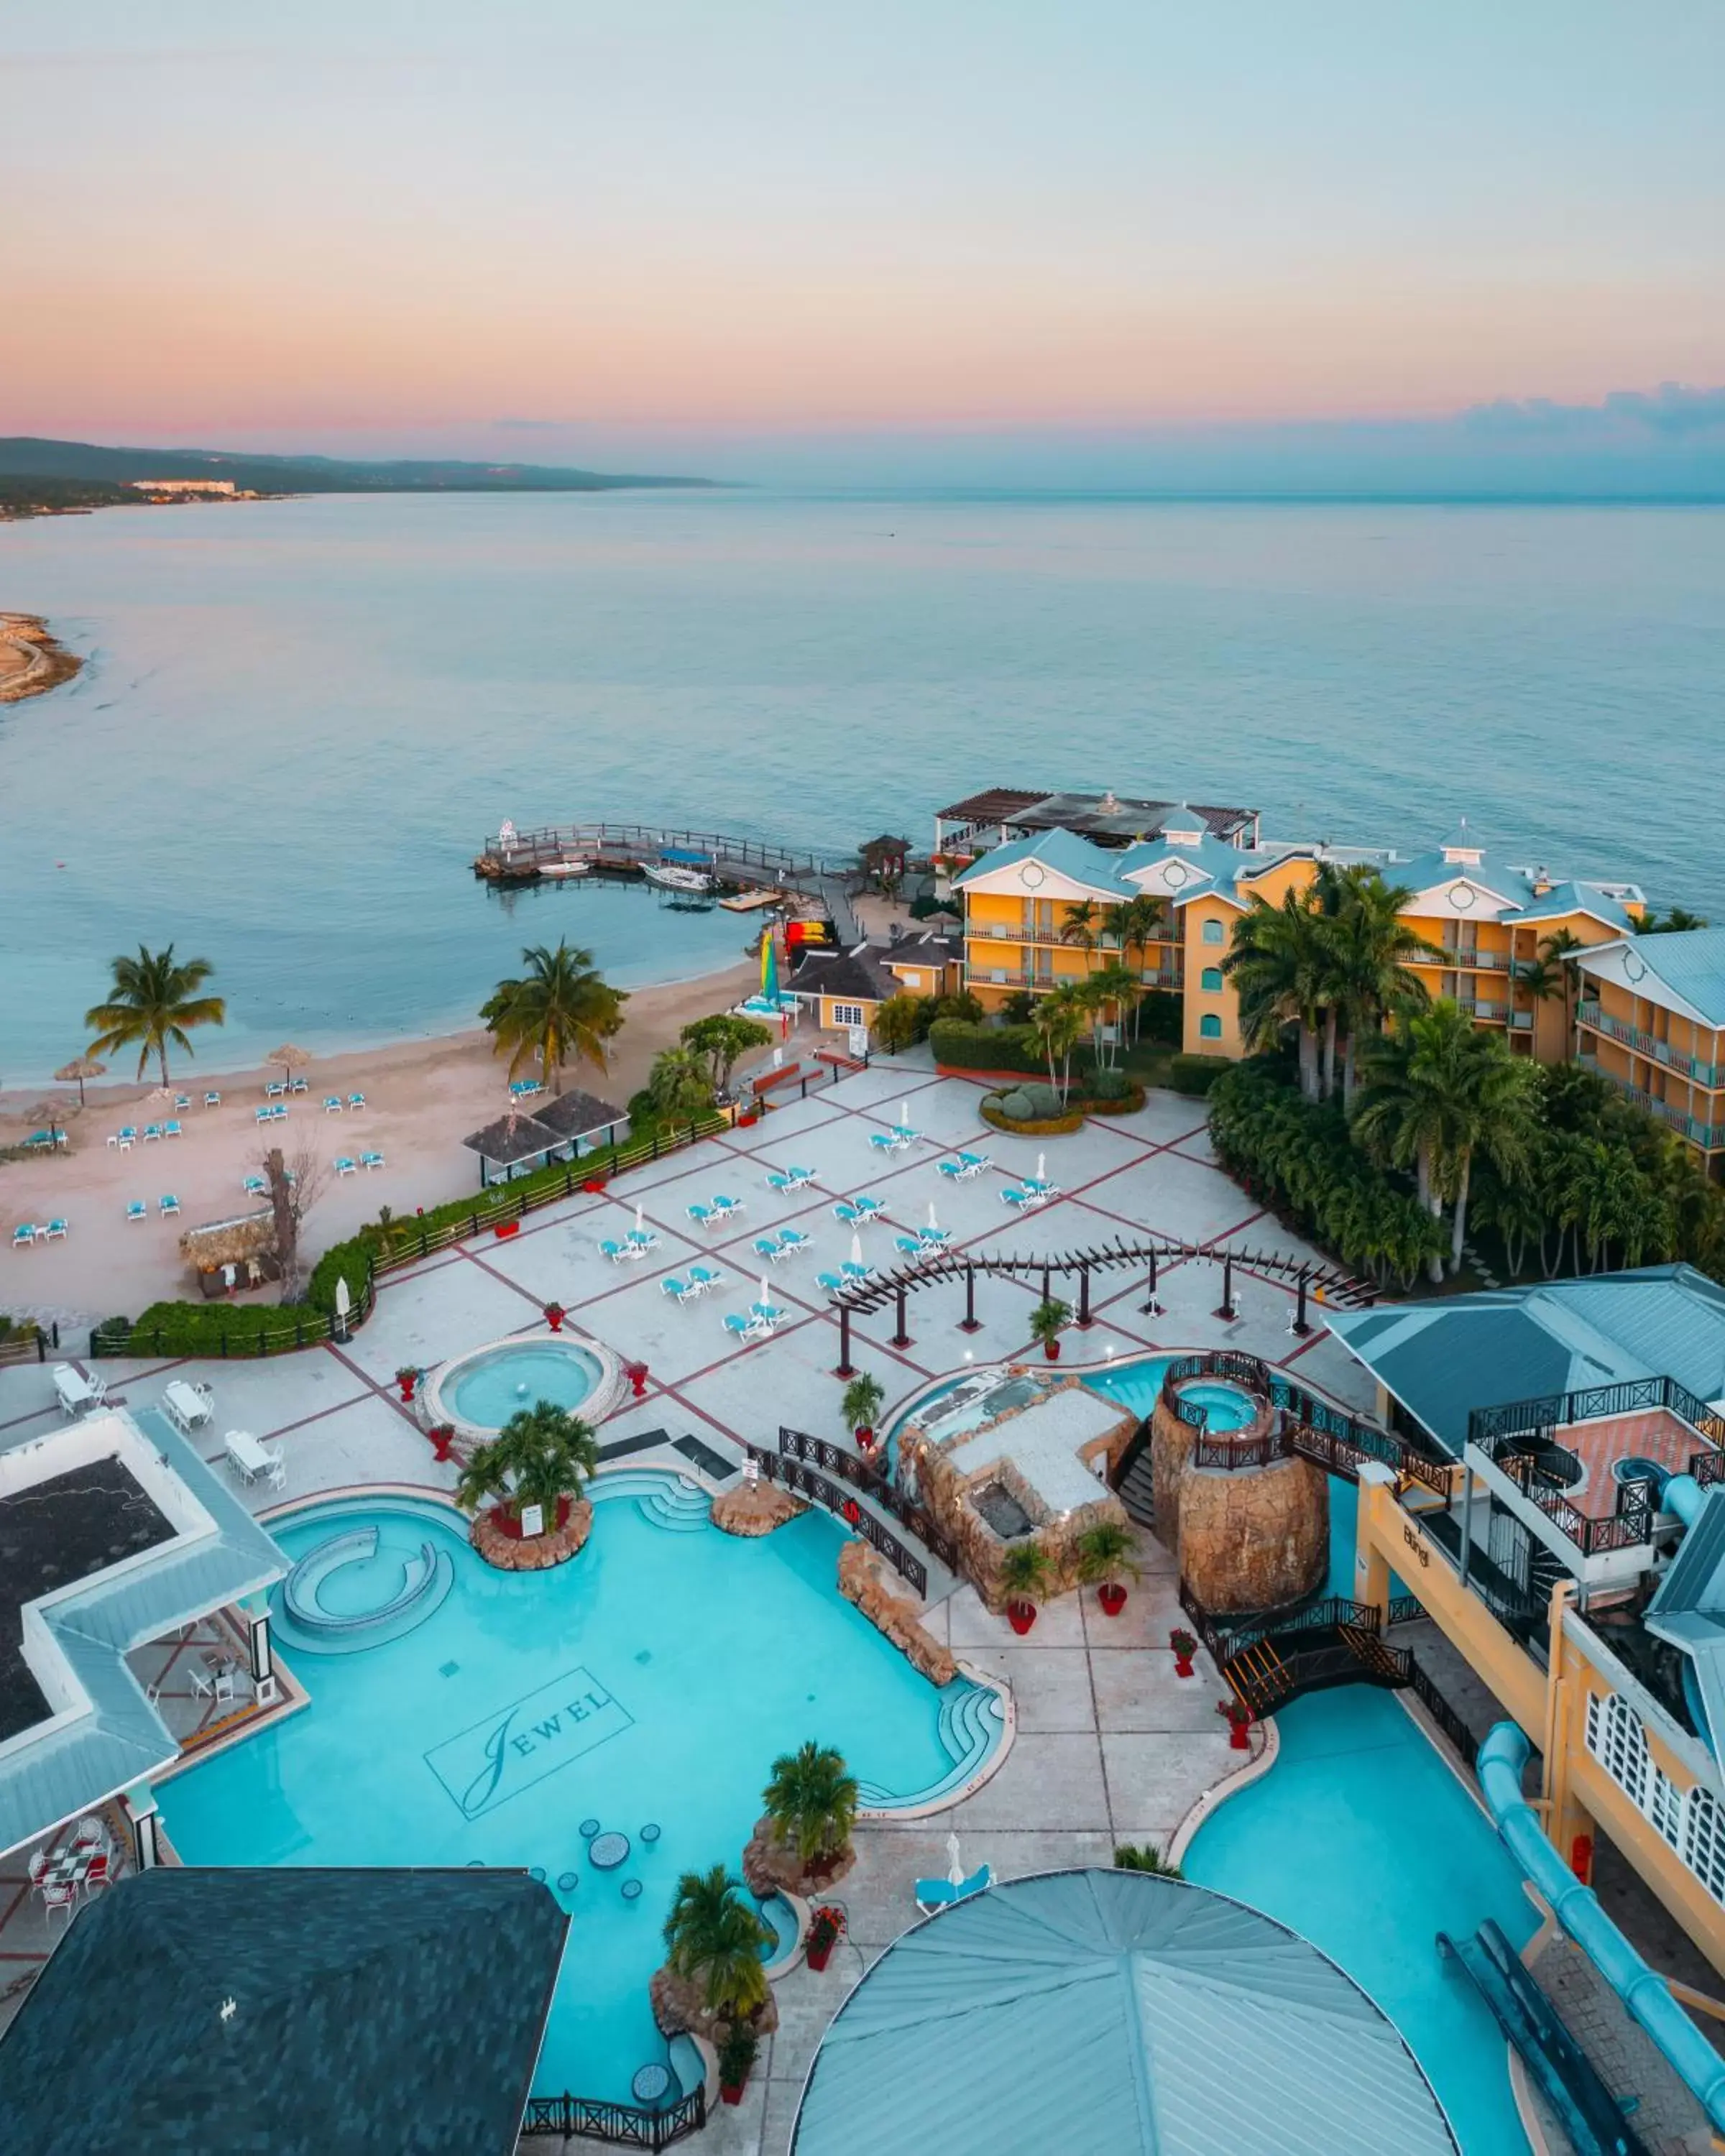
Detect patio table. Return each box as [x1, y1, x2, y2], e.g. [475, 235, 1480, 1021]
[225, 1429, 270, 1481]
[40, 1845, 101, 1893]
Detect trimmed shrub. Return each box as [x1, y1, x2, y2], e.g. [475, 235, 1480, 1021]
[1169, 1054, 1230, 1096]
[981, 1100, 1085, 1136]
[1019, 1083, 1065, 1118]
[1138, 991, 1183, 1046]
[1089, 1067, 1131, 1100]
[997, 1088, 1035, 1120]
[928, 1019, 1044, 1075]
[873, 993, 936, 1052]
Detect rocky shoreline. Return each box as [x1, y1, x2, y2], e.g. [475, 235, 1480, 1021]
[0, 614, 82, 704]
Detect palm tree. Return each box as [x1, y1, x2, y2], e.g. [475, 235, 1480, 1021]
[454, 1402, 599, 1525]
[1537, 928, 1586, 1049]
[762, 1742, 859, 1871]
[84, 944, 226, 1084]
[1352, 1010, 1462, 1282]
[647, 1045, 714, 1123]
[1029, 986, 1087, 1100]
[662, 1865, 771, 2019]
[1104, 895, 1167, 1033]
[481, 940, 627, 1082]
[1059, 900, 1103, 976]
[1087, 962, 1142, 1070]
[1075, 1520, 1141, 1597]
[1317, 867, 1438, 1106]
[1223, 890, 1330, 1100]
[1644, 906, 1709, 933]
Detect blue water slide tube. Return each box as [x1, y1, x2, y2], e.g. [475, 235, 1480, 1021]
[1477, 1721, 1725, 2134]
[1660, 1473, 1704, 1528]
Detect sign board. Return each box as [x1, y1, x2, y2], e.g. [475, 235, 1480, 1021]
[520, 1501, 545, 1538]
[848, 1028, 870, 1059]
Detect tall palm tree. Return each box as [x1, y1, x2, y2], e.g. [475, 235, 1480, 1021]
[1537, 927, 1586, 1049]
[1223, 890, 1330, 1100]
[1058, 900, 1103, 976]
[662, 1865, 771, 2019]
[762, 1742, 859, 1870]
[1029, 985, 1087, 1100]
[481, 940, 627, 1082]
[84, 944, 226, 1084]
[454, 1402, 599, 1524]
[648, 1045, 714, 1122]
[1103, 895, 1167, 1033]
[1317, 867, 1437, 1106]
[1086, 961, 1142, 1070]
[1644, 906, 1709, 933]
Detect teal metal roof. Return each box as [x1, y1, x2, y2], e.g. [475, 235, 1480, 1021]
[791, 1869, 1458, 2156]
[1623, 929, 1725, 1027]
[1647, 1488, 1725, 1754]
[1508, 880, 1634, 931]
[952, 826, 1142, 899]
[1325, 1266, 1725, 1455]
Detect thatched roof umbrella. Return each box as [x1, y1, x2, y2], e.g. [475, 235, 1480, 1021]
[23, 1097, 77, 1146]
[55, 1054, 106, 1107]
[267, 1044, 313, 1086]
[179, 1210, 277, 1271]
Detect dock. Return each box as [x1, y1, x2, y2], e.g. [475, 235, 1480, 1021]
[473, 821, 862, 943]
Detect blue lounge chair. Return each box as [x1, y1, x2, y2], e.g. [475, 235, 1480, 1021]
[915, 1864, 993, 1915]
[754, 1236, 789, 1264]
[323, 1095, 344, 1114]
[709, 1194, 742, 1219]
[361, 1150, 385, 1170]
[125, 1201, 147, 1224]
[919, 1226, 952, 1248]
[599, 1239, 635, 1264]
[816, 1271, 846, 1294]
[11, 1224, 37, 1248]
[174, 1094, 193, 1112]
[334, 1156, 358, 1176]
[777, 1228, 811, 1252]
[264, 1082, 287, 1100]
[749, 1301, 783, 1329]
[272, 1103, 289, 1121]
[119, 1125, 138, 1143]
[163, 1119, 183, 1138]
[43, 1219, 67, 1240]
[723, 1311, 770, 1342]
[142, 1123, 163, 1143]
[348, 1092, 366, 1110]
[686, 1202, 715, 1228]
[160, 1194, 180, 1217]
[204, 1090, 221, 1108]
[1000, 1186, 1042, 1211]
[957, 1150, 990, 1172]
[254, 1106, 272, 1125]
[686, 1265, 721, 1295]
[832, 1202, 861, 1226]
[626, 1227, 658, 1250]
[937, 1160, 965, 1182]
[868, 1132, 898, 1154]
[842, 1259, 873, 1284]
[242, 1174, 266, 1197]
[660, 1275, 695, 1303]
[895, 1235, 924, 1258]
[1023, 1175, 1058, 1197]
[852, 1197, 886, 1219]
[290, 1077, 309, 1094]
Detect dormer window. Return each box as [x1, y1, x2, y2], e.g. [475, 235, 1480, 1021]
[1440, 817, 1484, 867]
[1163, 803, 1204, 848]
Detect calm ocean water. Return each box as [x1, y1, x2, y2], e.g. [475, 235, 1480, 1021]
[1, 491, 1720, 1083]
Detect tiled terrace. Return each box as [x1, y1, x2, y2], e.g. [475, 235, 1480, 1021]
[0, 1051, 1378, 2150]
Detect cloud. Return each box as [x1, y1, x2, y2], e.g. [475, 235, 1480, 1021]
[492, 418, 578, 433]
[1463, 381, 1725, 438]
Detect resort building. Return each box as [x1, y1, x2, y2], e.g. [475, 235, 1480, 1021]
[1575, 927, 1725, 1179]
[124, 478, 238, 496]
[1325, 1266, 1725, 1984]
[951, 805, 1644, 1064]
[934, 785, 1261, 857]
[789, 930, 962, 1035]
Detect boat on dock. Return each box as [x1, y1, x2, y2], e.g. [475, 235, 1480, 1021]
[643, 862, 714, 894]
[538, 859, 591, 879]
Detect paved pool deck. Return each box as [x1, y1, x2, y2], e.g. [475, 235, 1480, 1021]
[0, 1051, 1376, 2144]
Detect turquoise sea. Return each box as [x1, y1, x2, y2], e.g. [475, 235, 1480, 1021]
[1, 492, 1720, 1082]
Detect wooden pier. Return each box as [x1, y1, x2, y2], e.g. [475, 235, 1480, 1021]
[472, 820, 862, 941]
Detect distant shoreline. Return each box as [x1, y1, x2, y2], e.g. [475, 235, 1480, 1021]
[0, 612, 82, 703]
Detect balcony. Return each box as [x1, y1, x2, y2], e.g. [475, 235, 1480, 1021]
[1455, 997, 1507, 1023]
[965, 922, 1176, 952]
[1410, 947, 1513, 973]
[1582, 1056, 1725, 1149]
[1576, 1003, 1722, 1089]
[967, 967, 1180, 994]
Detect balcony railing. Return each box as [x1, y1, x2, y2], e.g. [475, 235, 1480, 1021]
[967, 966, 1181, 992]
[1581, 1060, 1725, 1150]
[965, 923, 1177, 951]
[1410, 947, 1513, 973]
[1455, 998, 1507, 1022]
[1577, 1003, 1723, 1090]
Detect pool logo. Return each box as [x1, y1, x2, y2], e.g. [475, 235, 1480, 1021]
[426, 1665, 632, 1819]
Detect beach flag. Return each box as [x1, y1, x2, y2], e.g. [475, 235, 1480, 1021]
[762, 931, 780, 1004]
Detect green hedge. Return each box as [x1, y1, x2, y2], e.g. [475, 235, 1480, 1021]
[1168, 1054, 1231, 1096]
[928, 1020, 1046, 1075]
[102, 1301, 334, 1356]
[1138, 991, 1183, 1046]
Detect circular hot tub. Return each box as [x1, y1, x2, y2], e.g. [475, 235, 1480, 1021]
[1176, 1378, 1257, 1433]
[425, 1332, 627, 1440]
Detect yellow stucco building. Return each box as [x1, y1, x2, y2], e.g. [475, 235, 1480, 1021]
[1574, 930, 1725, 1179]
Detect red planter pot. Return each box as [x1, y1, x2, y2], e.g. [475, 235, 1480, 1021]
[1006, 1599, 1038, 1636]
[1173, 1656, 1195, 1680]
[855, 1427, 874, 1453]
[806, 1943, 834, 1973]
[1043, 1340, 1061, 1362]
[1227, 1720, 1251, 1751]
[626, 1362, 650, 1400]
[397, 1376, 417, 1403]
[720, 2084, 745, 2107]
[1098, 1583, 1128, 1616]
[545, 1310, 565, 1332]
[494, 1220, 520, 1240]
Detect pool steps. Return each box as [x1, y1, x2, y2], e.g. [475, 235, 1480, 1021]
[857, 1678, 1004, 1809]
[592, 1468, 714, 1533]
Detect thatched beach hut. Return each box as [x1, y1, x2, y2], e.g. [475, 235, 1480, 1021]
[179, 1209, 282, 1298]
[461, 1109, 564, 1188]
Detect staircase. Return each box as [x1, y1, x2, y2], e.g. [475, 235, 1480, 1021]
[856, 1680, 1006, 1809]
[1113, 1427, 1156, 1529]
[1223, 1638, 1293, 1716]
[591, 1468, 714, 1532]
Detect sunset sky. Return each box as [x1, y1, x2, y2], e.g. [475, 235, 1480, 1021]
[4, 1, 1721, 485]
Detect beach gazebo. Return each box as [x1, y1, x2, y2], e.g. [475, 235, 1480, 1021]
[462, 1108, 564, 1188]
[180, 1209, 280, 1297]
[55, 1055, 106, 1107]
[859, 834, 913, 888]
[534, 1088, 627, 1159]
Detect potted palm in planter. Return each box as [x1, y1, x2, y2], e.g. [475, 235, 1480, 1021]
[543, 1299, 566, 1333]
[841, 1373, 886, 1455]
[1075, 1520, 1141, 1616]
[761, 1742, 859, 1889]
[660, 1865, 772, 2091]
[804, 1904, 846, 1972]
[998, 1541, 1050, 1634]
[395, 1365, 420, 1403]
[1169, 1627, 1198, 1679]
[717, 2022, 758, 2105]
[1218, 1697, 1254, 1751]
[454, 1402, 599, 1540]
[1027, 1296, 1070, 1363]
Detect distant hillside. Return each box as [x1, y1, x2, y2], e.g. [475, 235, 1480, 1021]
[0, 472, 139, 519]
[0, 436, 716, 495]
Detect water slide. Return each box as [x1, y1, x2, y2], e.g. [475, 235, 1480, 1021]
[1477, 1721, 1725, 2136]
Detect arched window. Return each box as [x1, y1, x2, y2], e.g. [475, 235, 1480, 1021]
[1201, 918, 1225, 945]
[1201, 967, 1224, 992]
[1199, 1013, 1223, 1041]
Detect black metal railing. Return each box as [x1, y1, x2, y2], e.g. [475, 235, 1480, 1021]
[1407, 1659, 1479, 1769]
[1386, 1593, 1424, 1626]
[1486, 1434, 1657, 1557]
[1469, 1373, 1725, 1460]
[776, 1429, 961, 1575]
[747, 1445, 929, 1596]
[520, 2088, 706, 2145]
[89, 1266, 378, 1361]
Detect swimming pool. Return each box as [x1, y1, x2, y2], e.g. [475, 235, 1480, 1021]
[1186, 1687, 1536, 2156]
[160, 1480, 1000, 2104]
[442, 1340, 605, 1429]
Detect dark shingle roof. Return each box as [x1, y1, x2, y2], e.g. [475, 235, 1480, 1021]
[461, 1110, 562, 1165]
[791, 943, 901, 1006]
[534, 1089, 627, 1141]
[0, 1866, 569, 2156]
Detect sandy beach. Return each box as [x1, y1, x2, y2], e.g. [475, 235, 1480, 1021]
[0, 957, 765, 1328]
[0, 613, 83, 703]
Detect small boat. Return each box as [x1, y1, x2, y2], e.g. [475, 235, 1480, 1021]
[538, 859, 590, 880]
[644, 862, 714, 894]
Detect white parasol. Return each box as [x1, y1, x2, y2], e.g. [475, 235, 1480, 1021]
[946, 1831, 965, 1886]
[898, 1100, 911, 1128]
[927, 1199, 939, 1230]
[851, 1233, 865, 1268]
[1036, 1151, 1046, 1181]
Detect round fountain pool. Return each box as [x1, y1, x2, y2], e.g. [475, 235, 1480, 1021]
[1177, 1378, 1257, 1432]
[426, 1334, 625, 1438]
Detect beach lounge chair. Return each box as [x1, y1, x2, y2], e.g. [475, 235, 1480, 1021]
[174, 1094, 192, 1112]
[242, 1174, 266, 1197]
[119, 1125, 138, 1144]
[289, 1077, 309, 1095]
[334, 1157, 358, 1177]
[919, 1225, 952, 1247]
[43, 1219, 67, 1240]
[957, 1150, 990, 1172]
[160, 1194, 180, 1217]
[264, 1082, 286, 1100]
[347, 1092, 366, 1110]
[942, 1153, 988, 1181]
[1022, 1175, 1058, 1197]
[204, 1090, 221, 1108]
[937, 1161, 965, 1182]
[163, 1119, 183, 1138]
[765, 1166, 814, 1194]
[659, 1275, 697, 1304]
[125, 1201, 146, 1224]
[143, 1123, 163, 1143]
[722, 1312, 770, 1344]
[894, 1235, 924, 1257]
[686, 1202, 716, 1229]
[852, 1196, 886, 1220]
[361, 1151, 385, 1170]
[777, 1228, 811, 1253]
[271, 1103, 289, 1122]
[709, 1194, 742, 1220]
[915, 1864, 993, 1915]
[831, 1202, 861, 1226]
[323, 1095, 344, 1114]
[625, 1227, 658, 1251]
[842, 1259, 873, 1284]
[686, 1266, 721, 1296]
[254, 1106, 272, 1125]
[868, 1132, 900, 1155]
[1000, 1185, 1042, 1211]
[816, 1271, 846, 1294]
[11, 1225, 36, 1248]
[753, 1236, 790, 1264]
